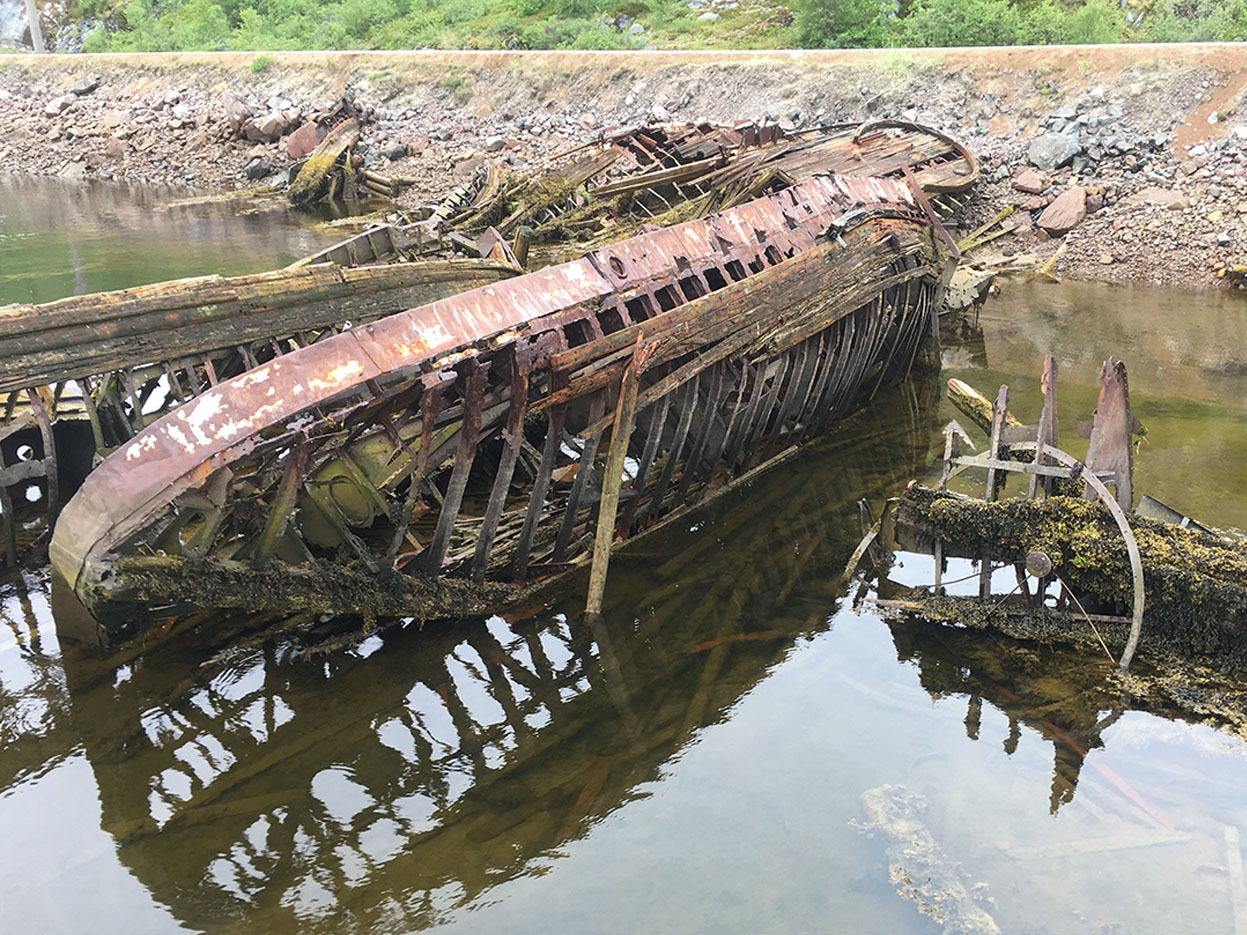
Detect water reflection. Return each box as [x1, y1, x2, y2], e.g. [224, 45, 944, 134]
[3, 377, 942, 934]
[0, 174, 333, 306]
[889, 619, 1129, 816]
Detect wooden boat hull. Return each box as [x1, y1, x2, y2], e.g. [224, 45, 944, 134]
[50, 172, 954, 636]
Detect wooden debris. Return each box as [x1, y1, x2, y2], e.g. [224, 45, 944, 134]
[51, 172, 954, 637]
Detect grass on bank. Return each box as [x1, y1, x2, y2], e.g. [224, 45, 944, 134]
[70, 0, 1247, 54]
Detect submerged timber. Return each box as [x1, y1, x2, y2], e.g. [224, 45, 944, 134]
[51, 171, 955, 636]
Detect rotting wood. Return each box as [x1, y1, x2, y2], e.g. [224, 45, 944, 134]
[890, 483, 1246, 670]
[3, 118, 979, 561]
[49, 171, 954, 639]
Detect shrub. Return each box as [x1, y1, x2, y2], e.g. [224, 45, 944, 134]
[900, 0, 1024, 46]
[795, 0, 891, 48]
[1143, 0, 1247, 41]
[250, 52, 272, 70]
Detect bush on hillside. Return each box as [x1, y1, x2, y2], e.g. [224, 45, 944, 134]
[795, 0, 890, 48]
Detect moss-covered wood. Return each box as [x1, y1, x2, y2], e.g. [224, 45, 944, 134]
[895, 485, 1247, 667]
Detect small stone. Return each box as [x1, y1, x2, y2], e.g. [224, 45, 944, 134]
[104, 137, 128, 158]
[172, 102, 191, 121]
[98, 110, 128, 130]
[381, 143, 407, 161]
[1217, 232, 1233, 247]
[698, 11, 720, 20]
[483, 135, 507, 153]
[69, 75, 100, 96]
[1209, 209, 1224, 222]
[1098, 253, 1115, 265]
[245, 158, 274, 180]
[629, 22, 644, 33]
[44, 95, 74, 118]
[1037, 186, 1087, 236]
[577, 112, 598, 130]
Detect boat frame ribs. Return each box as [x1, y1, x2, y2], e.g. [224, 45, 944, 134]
[51, 172, 956, 636]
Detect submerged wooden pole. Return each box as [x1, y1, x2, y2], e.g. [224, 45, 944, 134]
[585, 336, 645, 619]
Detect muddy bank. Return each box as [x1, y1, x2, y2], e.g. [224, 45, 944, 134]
[2, 46, 1247, 289]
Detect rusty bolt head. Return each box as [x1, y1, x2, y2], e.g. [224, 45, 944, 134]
[1025, 550, 1053, 578]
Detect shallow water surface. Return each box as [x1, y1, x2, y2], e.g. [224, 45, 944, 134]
[0, 173, 333, 305]
[2, 185, 1247, 934]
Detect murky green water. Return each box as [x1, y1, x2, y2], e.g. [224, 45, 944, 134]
[3, 178, 1247, 934]
[0, 174, 332, 305]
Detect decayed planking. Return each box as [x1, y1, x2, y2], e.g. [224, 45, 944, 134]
[51, 171, 956, 637]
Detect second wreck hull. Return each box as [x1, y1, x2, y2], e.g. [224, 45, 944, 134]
[50, 173, 954, 638]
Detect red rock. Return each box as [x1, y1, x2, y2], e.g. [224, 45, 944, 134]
[1037, 187, 1087, 236]
[253, 111, 289, 140]
[224, 97, 250, 135]
[1012, 167, 1044, 194]
[286, 121, 325, 159]
[1120, 186, 1189, 210]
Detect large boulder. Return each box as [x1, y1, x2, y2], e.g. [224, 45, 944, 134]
[1037, 187, 1087, 236]
[1028, 132, 1081, 172]
[285, 121, 325, 159]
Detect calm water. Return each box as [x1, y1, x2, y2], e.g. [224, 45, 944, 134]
[0, 173, 331, 305]
[3, 177, 1247, 934]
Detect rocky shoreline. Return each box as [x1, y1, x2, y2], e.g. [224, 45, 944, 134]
[2, 48, 1246, 291]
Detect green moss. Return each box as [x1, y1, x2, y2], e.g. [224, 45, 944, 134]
[898, 486, 1247, 668]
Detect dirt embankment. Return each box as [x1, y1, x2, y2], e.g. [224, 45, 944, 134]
[2, 46, 1247, 290]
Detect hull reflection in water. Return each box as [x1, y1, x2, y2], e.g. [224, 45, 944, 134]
[50, 379, 945, 933]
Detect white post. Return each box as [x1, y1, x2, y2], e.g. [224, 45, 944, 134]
[25, 0, 45, 53]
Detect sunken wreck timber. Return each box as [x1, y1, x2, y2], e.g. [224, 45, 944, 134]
[50, 171, 956, 638]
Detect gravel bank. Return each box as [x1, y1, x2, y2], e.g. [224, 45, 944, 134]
[2, 47, 1247, 290]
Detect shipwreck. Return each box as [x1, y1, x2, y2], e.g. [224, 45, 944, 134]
[50, 169, 957, 639]
[2, 119, 977, 568]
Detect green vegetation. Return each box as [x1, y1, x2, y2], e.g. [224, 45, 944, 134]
[75, 0, 1247, 53]
[250, 52, 273, 71]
